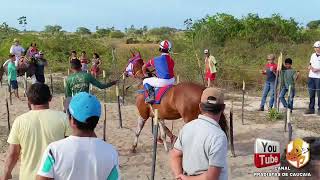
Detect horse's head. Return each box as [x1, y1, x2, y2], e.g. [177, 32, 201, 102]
[124, 51, 145, 79]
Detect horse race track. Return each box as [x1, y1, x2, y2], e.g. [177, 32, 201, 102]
[0, 85, 319, 180]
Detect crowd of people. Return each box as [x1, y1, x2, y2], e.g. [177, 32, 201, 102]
[258, 41, 320, 115]
[1, 38, 319, 180]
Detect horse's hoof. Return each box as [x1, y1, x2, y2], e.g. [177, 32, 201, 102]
[157, 138, 164, 145]
[130, 146, 137, 153]
[170, 136, 177, 145]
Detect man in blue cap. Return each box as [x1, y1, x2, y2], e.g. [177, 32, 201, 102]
[37, 92, 120, 180]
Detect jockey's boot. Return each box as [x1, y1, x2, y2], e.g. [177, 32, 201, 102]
[145, 88, 155, 103]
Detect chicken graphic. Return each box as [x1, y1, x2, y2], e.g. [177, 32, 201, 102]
[286, 138, 309, 168]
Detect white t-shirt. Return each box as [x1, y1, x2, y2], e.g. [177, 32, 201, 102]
[309, 53, 320, 79]
[10, 45, 25, 66]
[37, 136, 120, 180]
[174, 115, 228, 180]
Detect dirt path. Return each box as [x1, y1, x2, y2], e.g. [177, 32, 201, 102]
[0, 84, 319, 180]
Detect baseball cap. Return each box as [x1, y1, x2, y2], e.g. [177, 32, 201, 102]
[201, 88, 224, 105]
[39, 51, 44, 55]
[68, 92, 101, 123]
[13, 38, 19, 42]
[313, 41, 320, 48]
[204, 49, 209, 54]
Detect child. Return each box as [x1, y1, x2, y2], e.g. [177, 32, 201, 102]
[7, 54, 20, 99]
[91, 53, 101, 78]
[279, 58, 299, 110]
[69, 50, 78, 62]
[259, 54, 277, 111]
[80, 51, 89, 72]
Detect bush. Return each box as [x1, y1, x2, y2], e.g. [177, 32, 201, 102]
[110, 31, 125, 38]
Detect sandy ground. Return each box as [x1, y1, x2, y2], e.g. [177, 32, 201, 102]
[0, 83, 319, 180]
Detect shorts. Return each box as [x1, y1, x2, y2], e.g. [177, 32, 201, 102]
[205, 71, 216, 81]
[10, 80, 18, 90]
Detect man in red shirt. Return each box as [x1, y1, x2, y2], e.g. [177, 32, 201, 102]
[259, 54, 277, 111]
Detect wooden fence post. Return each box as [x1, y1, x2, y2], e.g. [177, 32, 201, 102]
[122, 74, 125, 105]
[24, 72, 27, 97]
[103, 70, 107, 102]
[50, 73, 53, 95]
[103, 103, 107, 141]
[116, 85, 123, 128]
[151, 109, 159, 180]
[230, 101, 236, 157]
[241, 80, 245, 125]
[6, 98, 10, 134]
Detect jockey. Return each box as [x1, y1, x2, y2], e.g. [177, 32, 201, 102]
[142, 40, 175, 103]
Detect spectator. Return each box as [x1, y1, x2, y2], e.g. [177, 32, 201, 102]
[1, 83, 71, 180]
[279, 58, 299, 111]
[7, 54, 20, 99]
[305, 41, 320, 115]
[80, 51, 89, 72]
[65, 59, 117, 98]
[259, 54, 277, 111]
[170, 88, 228, 180]
[9, 38, 25, 67]
[204, 49, 217, 87]
[37, 92, 120, 180]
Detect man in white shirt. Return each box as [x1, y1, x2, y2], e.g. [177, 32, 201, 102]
[170, 88, 228, 180]
[37, 92, 120, 180]
[305, 41, 320, 115]
[9, 38, 25, 67]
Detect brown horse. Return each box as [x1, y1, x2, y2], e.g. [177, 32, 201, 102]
[125, 52, 228, 152]
[0, 56, 36, 84]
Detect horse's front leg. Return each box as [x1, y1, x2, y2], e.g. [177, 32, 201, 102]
[131, 116, 147, 153]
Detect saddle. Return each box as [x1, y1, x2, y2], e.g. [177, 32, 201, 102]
[139, 85, 173, 104]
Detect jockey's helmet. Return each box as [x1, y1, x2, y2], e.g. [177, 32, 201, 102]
[159, 40, 172, 51]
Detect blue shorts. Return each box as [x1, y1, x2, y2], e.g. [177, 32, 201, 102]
[10, 80, 18, 90]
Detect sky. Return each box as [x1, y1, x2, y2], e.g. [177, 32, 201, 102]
[0, 0, 319, 32]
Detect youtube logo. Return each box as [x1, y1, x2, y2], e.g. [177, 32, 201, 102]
[254, 138, 280, 168]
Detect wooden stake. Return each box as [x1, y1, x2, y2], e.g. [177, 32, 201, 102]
[241, 80, 245, 125]
[67, 69, 70, 76]
[103, 70, 107, 102]
[103, 103, 107, 141]
[274, 52, 283, 111]
[151, 109, 159, 180]
[50, 74, 53, 95]
[122, 74, 125, 105]
[116, 85, 123, 128]
[61, 96, 65, 111]
[8, 84, 12, 105]
[6, 98, 10, 134]
[176, 75, 180, 84]
[24, 72, 27, 97]
[230, 101, 236, 157]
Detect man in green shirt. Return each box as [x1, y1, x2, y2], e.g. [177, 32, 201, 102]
[65, 59, 117, 97]
[7, 54, 20, 99]
[279, 58, 299, 110]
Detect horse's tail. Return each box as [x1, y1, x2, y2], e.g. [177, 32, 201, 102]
[219, 113, 229, 139]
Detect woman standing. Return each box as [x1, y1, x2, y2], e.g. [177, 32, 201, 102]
[91, 53, 101, 78]
[80, 51, 89, 72]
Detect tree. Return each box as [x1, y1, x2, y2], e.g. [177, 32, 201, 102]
[76, 27, 91, 35]
[96, 28, 111, 37]
[307, 20, 320, 29]
[17, 16, 27, 31]
[44, 25, 63, 34]
[110, 30, 125, 38]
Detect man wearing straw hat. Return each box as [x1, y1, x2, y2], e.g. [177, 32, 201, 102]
[170, 88, 228, 180]
[10, 38, 25, 67]
[1, 83, 70, 180]
[37, 92, 120, 180]
[305, 41, 320, 115]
